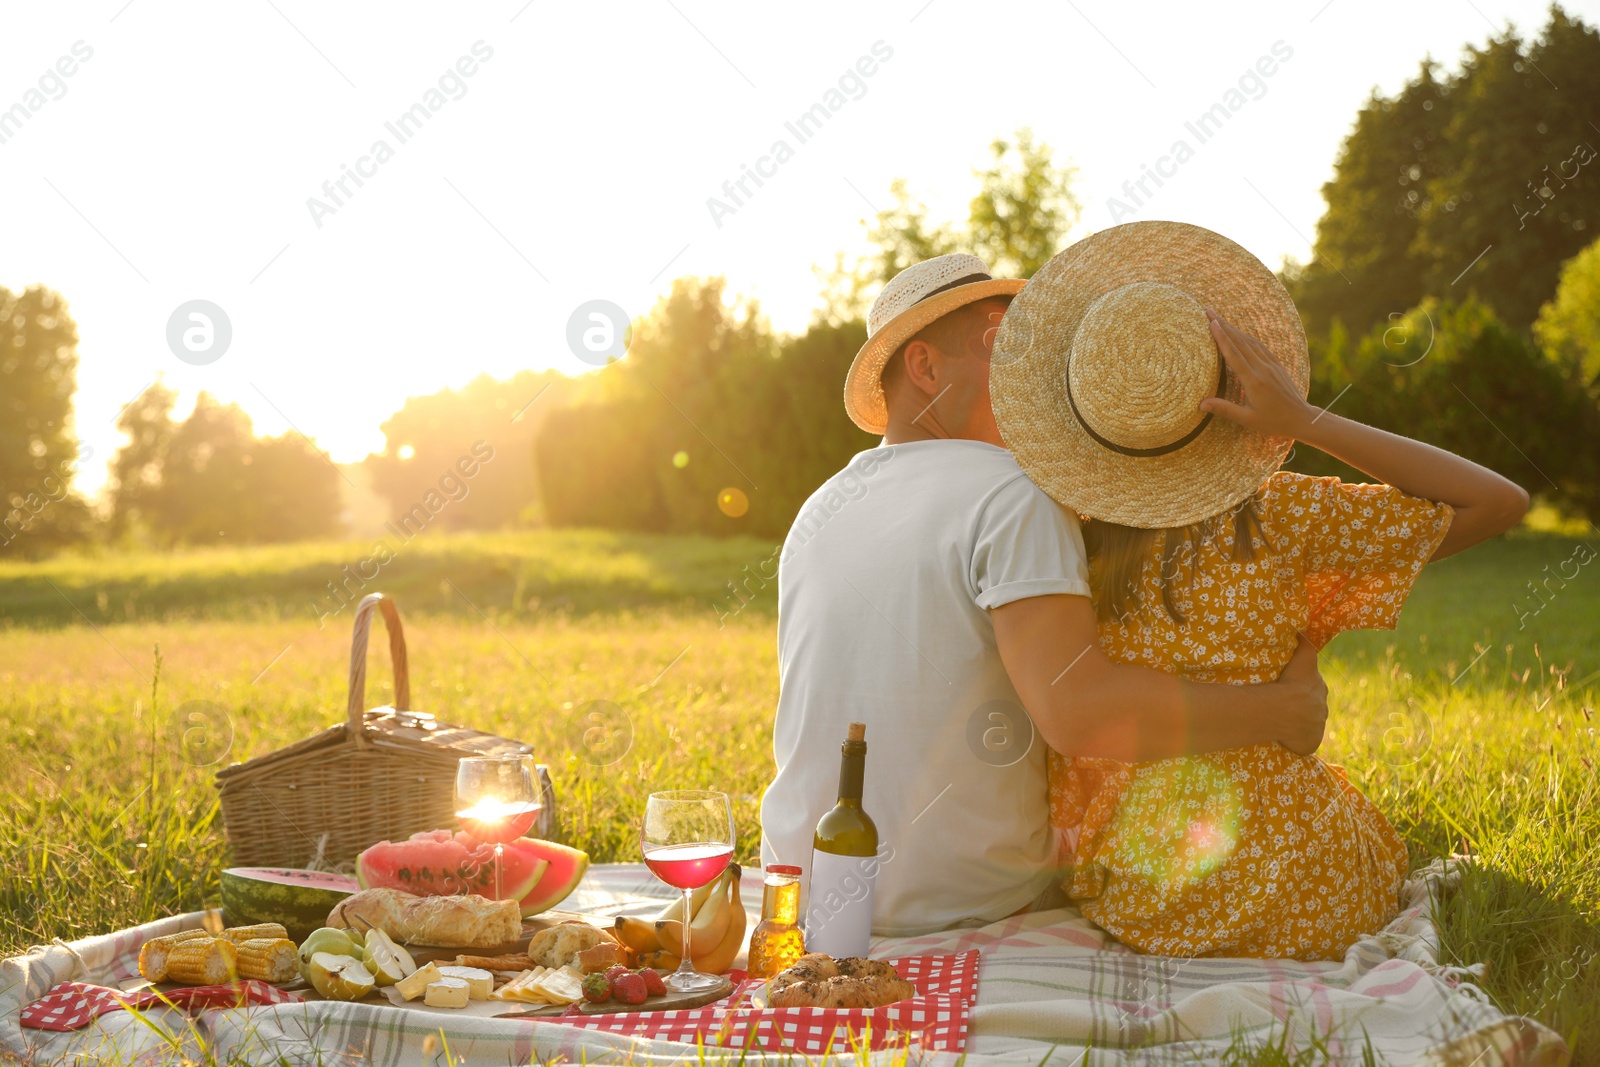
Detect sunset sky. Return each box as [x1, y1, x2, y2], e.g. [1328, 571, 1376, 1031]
[1, 0, 1561, 497]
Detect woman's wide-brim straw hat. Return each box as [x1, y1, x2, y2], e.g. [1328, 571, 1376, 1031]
[845, 253, 1024, 435]
[991, 221, 1309, 529]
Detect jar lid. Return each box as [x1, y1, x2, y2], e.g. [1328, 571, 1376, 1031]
[766, 864, 803, 875]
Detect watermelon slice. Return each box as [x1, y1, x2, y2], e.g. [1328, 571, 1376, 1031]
[220, 867, 360, 941]
[357, 830, 545, 903]
[356, 831, 588, 916]
[514, 838, 590, 916]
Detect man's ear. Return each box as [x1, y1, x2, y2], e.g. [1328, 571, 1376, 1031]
[900, 338, 942, 397]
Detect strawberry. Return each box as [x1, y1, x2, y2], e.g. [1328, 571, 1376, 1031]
[604, 965, 631, 982]
[581, 972, 612, 1003]
[637, 968, 667, 997]
[611, 971, 648, 1005]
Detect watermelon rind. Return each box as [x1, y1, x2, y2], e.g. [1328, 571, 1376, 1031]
[220, 867, 359, 941]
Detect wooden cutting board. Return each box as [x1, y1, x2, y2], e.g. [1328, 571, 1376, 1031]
[496, 975, 734, 1018]
[398, 911, 739, 1016]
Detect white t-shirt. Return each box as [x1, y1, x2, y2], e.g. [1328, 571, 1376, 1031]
[759, 439, 1092, 937]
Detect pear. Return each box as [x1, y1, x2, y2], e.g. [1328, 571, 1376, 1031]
[298, 928, 360, 981]
[308, 952, 376, 1001]
[362, 929, 416, 987]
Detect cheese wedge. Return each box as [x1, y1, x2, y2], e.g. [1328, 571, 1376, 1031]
[436, 965, 493, 1000]
[395, 962, 444, 1002]
[424, 977, 471, 1008]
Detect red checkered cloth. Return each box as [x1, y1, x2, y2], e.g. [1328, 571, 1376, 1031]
[547, 952, 978, 1054]
[21, 980, 302, 1032]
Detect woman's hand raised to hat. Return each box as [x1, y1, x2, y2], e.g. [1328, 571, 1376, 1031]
[1199, 310, 1319, 440]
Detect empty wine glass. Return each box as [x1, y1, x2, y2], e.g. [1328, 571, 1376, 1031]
[455, 755, 540, 900]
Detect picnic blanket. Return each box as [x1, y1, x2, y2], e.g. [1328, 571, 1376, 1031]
[0, 859, 1568, 1066]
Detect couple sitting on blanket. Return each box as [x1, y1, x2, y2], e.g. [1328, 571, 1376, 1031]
[759, 222, 1528, 961]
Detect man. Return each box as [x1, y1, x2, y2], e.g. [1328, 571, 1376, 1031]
[759, 253, 1330, 937]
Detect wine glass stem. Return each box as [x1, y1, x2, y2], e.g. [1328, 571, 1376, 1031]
[677, 888, 695, 975]
[494, 843, 504, 900]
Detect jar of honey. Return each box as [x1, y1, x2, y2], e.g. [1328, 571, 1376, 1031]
[746, 864, 806, 978]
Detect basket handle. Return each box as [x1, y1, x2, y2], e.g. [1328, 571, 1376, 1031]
[348, 593, 411, 732]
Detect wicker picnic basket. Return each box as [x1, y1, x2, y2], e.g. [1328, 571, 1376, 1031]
[215, 592, 556, 870]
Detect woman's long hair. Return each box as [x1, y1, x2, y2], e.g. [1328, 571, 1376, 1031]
[1085, 495, 1267, 626]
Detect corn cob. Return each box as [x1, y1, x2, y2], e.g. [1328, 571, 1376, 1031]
[137, 929, 211, 982]
[236, 938, 299, 983]
[164, 937, 238, 986]
[219, 923, 288, 944]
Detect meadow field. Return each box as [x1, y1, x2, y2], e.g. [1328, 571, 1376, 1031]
[1, 525, 1596, 1061]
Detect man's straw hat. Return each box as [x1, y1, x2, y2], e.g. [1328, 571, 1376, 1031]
[990, 221, 1309, 529]
[844, 253, 1024, 435]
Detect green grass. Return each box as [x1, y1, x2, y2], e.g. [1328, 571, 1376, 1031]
[0, 526, 1595, 1062]
[0, 527, 781, 627]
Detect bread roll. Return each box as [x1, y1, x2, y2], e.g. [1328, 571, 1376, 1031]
[527, 922, 604, 968]
[576, 941, 624, 973]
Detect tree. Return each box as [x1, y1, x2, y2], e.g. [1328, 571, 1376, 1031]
[542, 131, 1085, 540]
[536, 280, 878, 539]
[861, 180, 961, 293]
[1533, 234, 1600, 397]
[109, 381, 178, 539]
[966, 128, 1083, 280]
[245, 433, 348, 543]
[818, 128, 1083, 323]
[108, 391, 342, 545]
[146, 394, 256, 544]
[1289, 63, 1453, 338]
[1294, 6, 1600, 335]
[1416, 8, 1600, 327]
[1289, 298, 1598, 522]
[0, 284, 90, 557]
[538, 279, 773, 536]
[366, 370, 570, 531]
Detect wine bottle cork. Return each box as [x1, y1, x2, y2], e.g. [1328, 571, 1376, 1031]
[847, 722, 866, 742]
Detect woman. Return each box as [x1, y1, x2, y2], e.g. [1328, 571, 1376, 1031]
[989, 222, 1527, 959]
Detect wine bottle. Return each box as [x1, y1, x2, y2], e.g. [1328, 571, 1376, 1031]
[807, 722, 878, 956]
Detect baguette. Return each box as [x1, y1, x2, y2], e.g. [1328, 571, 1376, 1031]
[328, 887, 521, 948]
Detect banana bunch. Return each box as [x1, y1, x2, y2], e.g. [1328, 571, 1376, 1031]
[614, 863, 745, 975]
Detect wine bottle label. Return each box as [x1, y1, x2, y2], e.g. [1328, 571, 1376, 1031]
[805, 849, 876, 957]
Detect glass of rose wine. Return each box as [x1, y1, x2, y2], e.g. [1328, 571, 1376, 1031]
[641, 790, 734, 993]
[456, 755, 541, 901]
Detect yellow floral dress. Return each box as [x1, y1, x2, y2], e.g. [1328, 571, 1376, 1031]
[1050, 472, 1453, 960]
